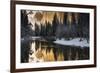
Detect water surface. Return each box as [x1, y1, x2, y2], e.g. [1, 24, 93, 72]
[21, 39, 89, 63]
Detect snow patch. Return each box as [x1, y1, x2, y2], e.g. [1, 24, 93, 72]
[54, 38, 89, 47]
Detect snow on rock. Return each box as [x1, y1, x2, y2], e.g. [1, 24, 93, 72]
[54, 38, 89, 47]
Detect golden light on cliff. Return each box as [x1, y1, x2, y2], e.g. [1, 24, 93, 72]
[41, 12, 64, 25]
[27, 10, 80, 28]
[30, 11, 65, 25]
[56, 12, 64, 24]
[34, 12, 43, 21]
[41, 12, 55, 25]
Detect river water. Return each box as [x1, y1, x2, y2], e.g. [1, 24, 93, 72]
[21, 39, 89, 63]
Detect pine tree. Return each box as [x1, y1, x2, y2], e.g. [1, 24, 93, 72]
[52, 14, 58, 36]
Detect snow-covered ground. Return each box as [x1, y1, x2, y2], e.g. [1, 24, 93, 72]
[54, 38, 89, 47]
[31, 37, 41, 39]
[21, 36, 41, 41]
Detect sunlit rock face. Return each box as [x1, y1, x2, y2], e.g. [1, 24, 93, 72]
[26, 10, 79, 31]
[26, 11, 43, 30]
[41, 12, 55, 25]
[26, 10, 69, 30]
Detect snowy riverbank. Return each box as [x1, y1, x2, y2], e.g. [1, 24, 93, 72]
[21, 37, 89, 47]
[54, 38, 89, 47]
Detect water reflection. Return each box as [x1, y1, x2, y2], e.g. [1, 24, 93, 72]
[21, 40, 89, 63]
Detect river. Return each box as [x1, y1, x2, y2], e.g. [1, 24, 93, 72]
[21, 39, 89, 63]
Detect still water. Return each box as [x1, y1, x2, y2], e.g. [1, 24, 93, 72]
[21, 40, 89, 63]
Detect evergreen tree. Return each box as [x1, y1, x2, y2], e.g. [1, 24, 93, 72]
[52, 14, 58, 36]
[63, 13, 68, 25]
[35, 23, 38, 36]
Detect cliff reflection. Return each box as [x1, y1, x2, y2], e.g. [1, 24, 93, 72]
[29, 41, 64, 62]
[21, 40, 89, 63]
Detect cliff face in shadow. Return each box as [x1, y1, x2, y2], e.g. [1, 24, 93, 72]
[21, 10, 35, 38]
